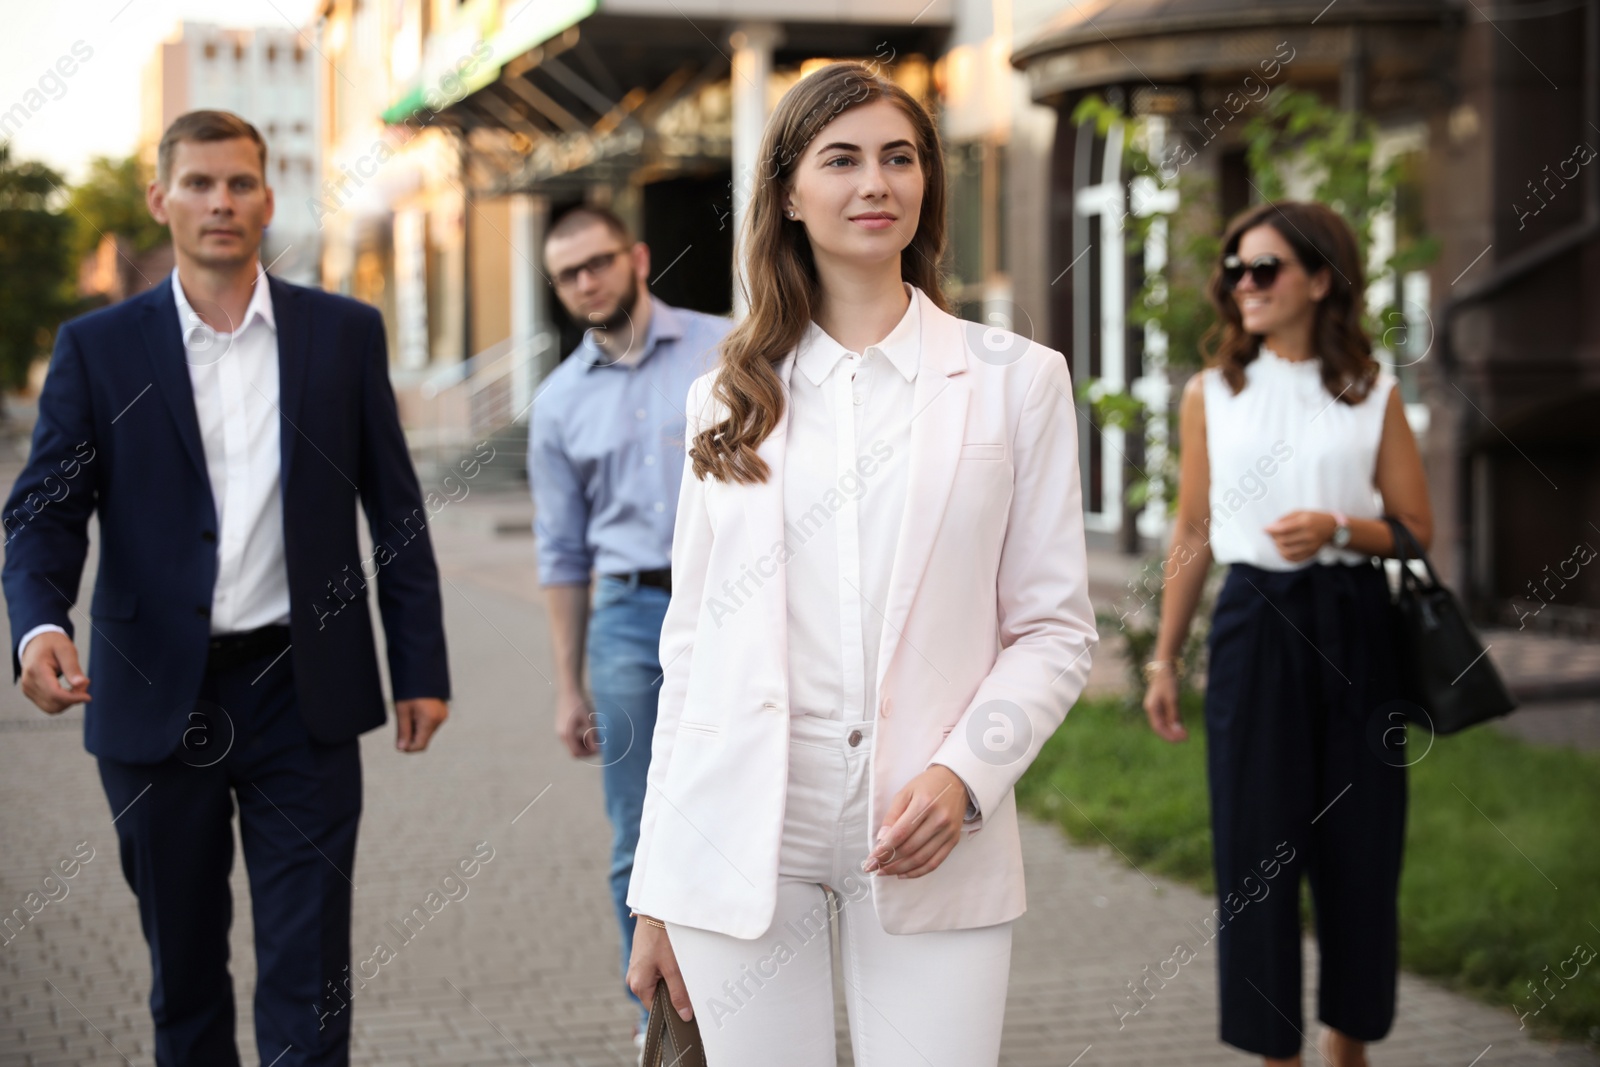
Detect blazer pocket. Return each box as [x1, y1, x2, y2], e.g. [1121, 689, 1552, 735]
[675, 720, 721, 738]
[89, 589, 137, 621]
[959, 442, 1006, 462]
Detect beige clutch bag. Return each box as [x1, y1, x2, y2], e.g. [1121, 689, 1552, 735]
[642, 976, 706, 1067]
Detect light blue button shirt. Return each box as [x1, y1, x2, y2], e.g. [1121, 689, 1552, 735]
[528, 296, 732, 586]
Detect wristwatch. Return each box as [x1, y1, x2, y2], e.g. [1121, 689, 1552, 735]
[1330, 510, 1352, 549]
[962, 787, 980, 823]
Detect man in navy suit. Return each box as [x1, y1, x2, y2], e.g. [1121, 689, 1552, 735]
[2, 110, 451, 1067]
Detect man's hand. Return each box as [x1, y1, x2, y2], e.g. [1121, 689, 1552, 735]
[865, 765, 969, 879]
[395, 697, 448, 752]
[20, 631, 91, 714]
[555, 688, 600, 759]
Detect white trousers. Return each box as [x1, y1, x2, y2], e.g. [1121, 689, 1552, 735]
[664, 713, 1014, 1066]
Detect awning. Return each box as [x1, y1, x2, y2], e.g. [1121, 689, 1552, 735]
[380, 0, 599, 125]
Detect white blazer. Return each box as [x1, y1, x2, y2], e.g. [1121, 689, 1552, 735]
[625, 287, 1098, 938]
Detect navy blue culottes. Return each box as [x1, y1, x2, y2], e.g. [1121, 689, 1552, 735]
[1204, 560, 1408, 1058]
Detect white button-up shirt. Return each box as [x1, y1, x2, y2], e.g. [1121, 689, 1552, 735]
[782, 285, 918, 721]
[17, 268, 290, 662]
[174, 267, 292, 634]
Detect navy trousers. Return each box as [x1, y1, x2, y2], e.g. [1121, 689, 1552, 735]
[1204, 561, 1408, 1058]
[97, 638, 363, 1067]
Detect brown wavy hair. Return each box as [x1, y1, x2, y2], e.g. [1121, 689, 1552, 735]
[689, 62, 950, 484]
[1201, 200, 1378, 405]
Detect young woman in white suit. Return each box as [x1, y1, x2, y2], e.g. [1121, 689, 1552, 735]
[622, 62, 1098, 1064]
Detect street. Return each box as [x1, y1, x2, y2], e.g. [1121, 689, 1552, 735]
[1, 468, 1595, 1067]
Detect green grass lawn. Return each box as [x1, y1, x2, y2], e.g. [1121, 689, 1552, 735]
[1015, 693, 1600, 1043]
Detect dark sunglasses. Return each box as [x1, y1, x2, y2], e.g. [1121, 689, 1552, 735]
[553, 249, 625, 288]
[1221, 253, 1292, 291]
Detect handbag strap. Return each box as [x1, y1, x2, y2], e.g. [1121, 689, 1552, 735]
[1384, 515, 1440, 589]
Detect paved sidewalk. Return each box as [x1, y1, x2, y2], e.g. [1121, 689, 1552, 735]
[1, 481, 1595, 1065]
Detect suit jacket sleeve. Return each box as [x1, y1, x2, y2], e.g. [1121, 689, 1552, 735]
[357, 312, 450, 701]
[927, 349, 1099, 822]
[3, 323, 98, 679]
[625, 374, 715, 912]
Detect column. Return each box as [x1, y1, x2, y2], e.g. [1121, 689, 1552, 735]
[729, 21, 783, 318]
[509, 192, 552, 421]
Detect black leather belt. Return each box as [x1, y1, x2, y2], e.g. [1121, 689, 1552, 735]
[206, 623, 292, 673]
[603, 568, 672, 594]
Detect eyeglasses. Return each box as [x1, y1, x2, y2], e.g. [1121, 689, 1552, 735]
[1221, 253, 1292, 291]
[552, 249, 625, 288]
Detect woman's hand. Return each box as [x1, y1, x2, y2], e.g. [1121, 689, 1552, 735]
[1143, 672, 1188, 743]
[866, 765, 968, 878]
[626, 916, 695, 1022]
[1264, 509, 1336, 562]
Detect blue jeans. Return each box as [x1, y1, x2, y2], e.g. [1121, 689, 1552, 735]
[587, 573, 670, 1031]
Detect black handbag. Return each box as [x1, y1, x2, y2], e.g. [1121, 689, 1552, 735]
[1384, 517, 1518, 734]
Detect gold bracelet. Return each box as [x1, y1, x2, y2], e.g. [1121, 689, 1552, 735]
[630, 911, 666, 930]
[1142, 658, 1185, 683]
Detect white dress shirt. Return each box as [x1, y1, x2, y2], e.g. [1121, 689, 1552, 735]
[18, 267, 290, 663]
[782, 285, 918, 722]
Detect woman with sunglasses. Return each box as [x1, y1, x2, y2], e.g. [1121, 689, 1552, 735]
[1142, 201, 1432, 1067]
[621, 62, 1097, 1063]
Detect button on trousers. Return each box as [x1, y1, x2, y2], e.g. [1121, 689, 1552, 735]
[665, 713, 1013, 1066]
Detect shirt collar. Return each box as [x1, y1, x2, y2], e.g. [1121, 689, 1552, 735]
[170, 265, 276, 336]
[577, 295, 682, 371]
[795, 282, 921, 387]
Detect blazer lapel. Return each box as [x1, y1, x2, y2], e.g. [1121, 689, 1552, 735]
[875, 300, 971, 694]
[139, 278, 211, 493]
[269, 275, 312, 484]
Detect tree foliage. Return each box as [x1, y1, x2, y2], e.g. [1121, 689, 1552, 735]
[65, 154, 167, 263]
[0, 143, 75, 393]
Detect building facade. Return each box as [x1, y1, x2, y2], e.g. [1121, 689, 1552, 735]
[141, 21, 323, 285]
[303, 0, 1600, 624]
[1011, 0, 1600, 623]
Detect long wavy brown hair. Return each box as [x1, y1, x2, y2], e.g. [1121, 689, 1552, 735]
[1201, 200, 1378, 405]
[689, 62, 950, 484]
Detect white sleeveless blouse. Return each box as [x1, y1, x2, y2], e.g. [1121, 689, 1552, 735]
[1201, 347, 1396, 571]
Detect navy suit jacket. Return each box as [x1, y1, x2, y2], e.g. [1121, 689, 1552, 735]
[2, 274, 451, 764]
